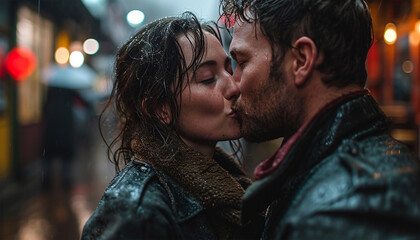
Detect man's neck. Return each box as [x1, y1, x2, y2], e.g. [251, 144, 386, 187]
[301, 81, 363, 125]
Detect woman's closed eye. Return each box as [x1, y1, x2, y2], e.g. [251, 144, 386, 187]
[201, 78, 215, 84]
[195, 67, 215, 85]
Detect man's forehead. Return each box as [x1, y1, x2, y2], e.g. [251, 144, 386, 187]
[232, 20, 261, 44]
[233, 20, 253, 36]
[230, 21, 272, 59]
[230, 25, 253, 58]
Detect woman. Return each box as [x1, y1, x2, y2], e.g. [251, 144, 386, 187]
[81, 12, 263, 239]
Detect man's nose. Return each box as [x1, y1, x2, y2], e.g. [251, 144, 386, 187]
[224, 73, 240, 100]
[232, 67, 241, 84]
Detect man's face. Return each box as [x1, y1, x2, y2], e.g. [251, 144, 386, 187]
[229, 20, 301, 142]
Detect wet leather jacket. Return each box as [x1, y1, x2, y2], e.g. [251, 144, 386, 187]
[82, 147, 263, 240]
[242, 92, 420, 239]
[82, 161, 219, 239]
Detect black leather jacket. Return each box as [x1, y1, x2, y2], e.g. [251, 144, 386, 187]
[242, 92, 420, 239]
[82, 146, 263, 240]
[82, 161, 219, 239]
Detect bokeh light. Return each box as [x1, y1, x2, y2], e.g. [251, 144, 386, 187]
[55, 47, 69, 65]
[402, 60, 414, 74]
[5, 47, 37, 81]
[83, 38, 99, 55]
[69, 51, 84, 68]
[69, 41, 83, 52]
[127, 10, 145, 27]
[415, 20, 420, 34]
[409, 31, 420, 46]
[384, 23, 397, 45]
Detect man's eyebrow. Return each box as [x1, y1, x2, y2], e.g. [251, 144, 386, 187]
[229, 49, 237, 59]
[229, 48, 247, 60]
[225, 57, 231, 66]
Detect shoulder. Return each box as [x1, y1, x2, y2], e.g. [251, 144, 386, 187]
[97, 161, 175, 214]
[336, 134, 419, 183]
[296, 134, 419, 213]
[104, 160, 156, 199]
[81, 161, 200, 239]
[275, 135, 420, 239]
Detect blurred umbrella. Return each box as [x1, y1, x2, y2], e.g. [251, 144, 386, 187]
[42, 64, 97, 89]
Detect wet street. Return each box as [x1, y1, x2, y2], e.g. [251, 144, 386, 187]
[0, 123, 115, 240]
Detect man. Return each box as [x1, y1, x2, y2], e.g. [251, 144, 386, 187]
[222, 0, 420, 239]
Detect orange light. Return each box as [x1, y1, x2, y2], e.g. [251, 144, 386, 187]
[409, 32, 420, 46]
[415, 20, 420, 33]
[55, 47, 69, 65]
[384, 23, 397, 45]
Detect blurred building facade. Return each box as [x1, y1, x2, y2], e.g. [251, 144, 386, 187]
[0, 0, 114, 184]
[366, 0, 420, 155]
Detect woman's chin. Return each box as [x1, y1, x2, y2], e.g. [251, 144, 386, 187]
[222, 130, 242, 141]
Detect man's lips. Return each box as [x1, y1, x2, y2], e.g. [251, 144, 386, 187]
[228, 110, 238, 118]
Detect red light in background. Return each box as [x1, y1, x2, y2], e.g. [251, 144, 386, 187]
[5, 47, 37, 82]
[219, 14, 235, 28]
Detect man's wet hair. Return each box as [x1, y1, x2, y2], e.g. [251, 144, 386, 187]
[221, 0, 373, 87]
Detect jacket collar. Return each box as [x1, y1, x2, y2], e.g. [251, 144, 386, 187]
[242, 90, 388, 224]
[131, 134, 252, 226]
[129, 159, 204, 222]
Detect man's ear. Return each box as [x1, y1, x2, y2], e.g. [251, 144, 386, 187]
[291, 36, 318, 87]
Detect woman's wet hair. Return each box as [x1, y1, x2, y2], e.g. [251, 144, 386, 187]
[100, 12, 235, 171]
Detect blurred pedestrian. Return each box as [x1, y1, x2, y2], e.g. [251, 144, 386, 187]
[221, 0, 420, 239]
[81, 12, 263, 239]
[41, 86, 89, 190]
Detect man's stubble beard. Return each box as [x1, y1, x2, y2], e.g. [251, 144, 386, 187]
[234, 68, 302, 142]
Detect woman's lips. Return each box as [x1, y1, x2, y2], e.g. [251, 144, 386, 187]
[228, 110, 238, 118]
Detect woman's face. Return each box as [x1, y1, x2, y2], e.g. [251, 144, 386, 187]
[175, 31, 240, 150]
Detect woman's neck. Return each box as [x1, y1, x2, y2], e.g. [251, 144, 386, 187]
[180, 136, 216, 158]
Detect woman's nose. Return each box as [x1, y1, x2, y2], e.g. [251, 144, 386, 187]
[223, 73, 240, 100]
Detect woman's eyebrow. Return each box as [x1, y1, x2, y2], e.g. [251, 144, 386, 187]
[197, 60, 217, 69]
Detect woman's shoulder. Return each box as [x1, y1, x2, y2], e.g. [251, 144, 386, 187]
[105, 160, 156, 196]
[81, 161, 195, 239]
[97, 160, 177, 214]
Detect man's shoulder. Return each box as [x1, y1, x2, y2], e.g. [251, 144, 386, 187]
[268, 134, 420, 240]
[335, 134, 419, 174]
[297, 134, 419, 210]
[310, 133, 418, 186]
